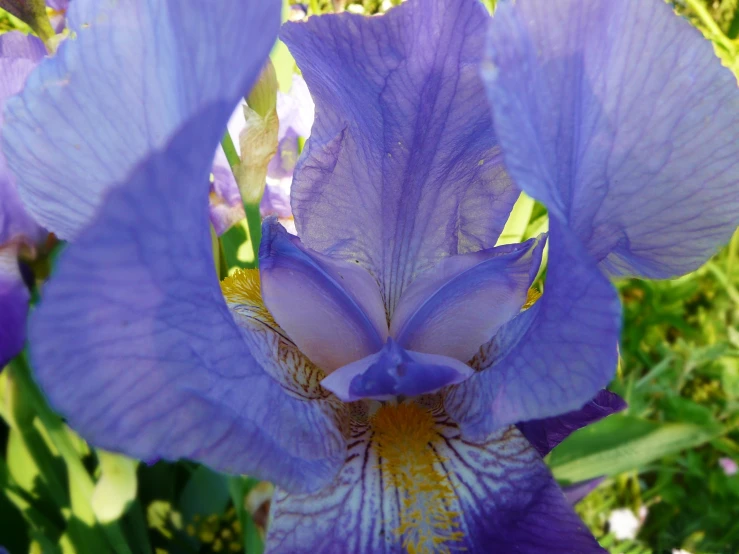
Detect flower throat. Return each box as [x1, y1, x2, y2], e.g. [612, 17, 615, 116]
[371, 402, 463, 554]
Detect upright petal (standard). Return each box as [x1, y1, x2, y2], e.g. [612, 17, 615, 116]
[282, 0, 519, 316]
[485, 0, 739, 278]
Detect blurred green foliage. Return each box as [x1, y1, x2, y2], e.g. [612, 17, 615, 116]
[569, 233, 739, 554]
[1, 1, 738, 553]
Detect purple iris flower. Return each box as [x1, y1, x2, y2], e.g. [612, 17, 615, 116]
[3, 0, 738, 552]
[0, 31, 46, 367]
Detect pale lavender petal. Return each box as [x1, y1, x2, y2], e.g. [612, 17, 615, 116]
[45, 0, 68, 12]
[282, 0, 519, 316]
[486, 0, 739, 278]
[390, 237, 544, 362]
[260, 176, 293, 220]
[0, 245, 29, 367]
[209, 164, 244, 236]
[719, 457, 738, 476]
[279, 74, 313, 139]
[266, 127, 299, 180]
[0, 31, 45, 61]
[321, 338, 473, 402]
[267, 75, 314, 180]
[259, 218, 388, 372]
[47, 0, 68, 32]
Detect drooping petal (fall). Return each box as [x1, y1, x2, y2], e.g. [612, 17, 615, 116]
[390, 237, 544, 362]
[28, 78, 345, 496]
[485, 0, 739, 278]
[518, 389, 627, 457]
[445, 220, 621, 439]
[267, 401, 604, 553]
[259, 218, 388, 372]
[4, 0, 280, 240]
[563, 477, 605, 506]
[282, 0, 519, 316]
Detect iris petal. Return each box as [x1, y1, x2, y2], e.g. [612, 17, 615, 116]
[485, 0, 739, 278]
[259, 218, 388, 373]
[445, 220, 621, 438]
[518, 389, 627, 457]
[281, 0, 519, 316]
[209, 163, 244, 236]
[29, 108, 344, 494]
[4, 0, 280, 240]
[390, 237, 544, 362]
[563, 477, 605, 506]
[1, 43, 45, 246]
[267, 402, 603, 553]
[321, 338, 473, 402]
[0, 31, 45, 61]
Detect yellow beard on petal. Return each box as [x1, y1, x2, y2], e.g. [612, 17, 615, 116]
[220, 268, 276, 327]
[522, 287, 542, 310]
[371, 402, 463, 554]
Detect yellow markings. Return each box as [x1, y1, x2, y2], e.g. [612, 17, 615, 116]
[522, 287, 542, 310]
[220, 268, 275, 326]
[372, 402, 464, 554]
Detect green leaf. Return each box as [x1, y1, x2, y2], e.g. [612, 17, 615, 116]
[0, 488, 31, 553]
[7, 427, 42, 493]
[722, 357, 739, 399]
[178, 466, 230, 526]
[229, 476, 264, 554]
[91, 451, 138, 524]
[549, 414, 724, 483]
[271, 1, 297, 92]
[496, 193, 535, 246]
[661, 396, 717, 426]
[118, 500, 153, 554]
[220, 219, 254, 271]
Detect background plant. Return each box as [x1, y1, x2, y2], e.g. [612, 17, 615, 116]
[0, 1, 738, 553]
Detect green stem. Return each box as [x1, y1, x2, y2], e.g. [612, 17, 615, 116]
[32, 17, 56, 48]
[101, 521, 136, 554]
[683, 0, 735, 54]
[221, 131, 262, 268]
[221, 131, 241, 171]
[228, 477, 264, 554]
[6, 364, 68, 508]
[706, 260, 739, 305]
[10, 354, 133, 554]
[244, 203, 262, 269]
[727, 226, 739, 280]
